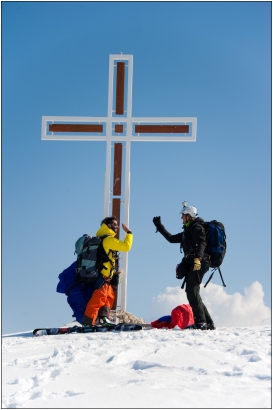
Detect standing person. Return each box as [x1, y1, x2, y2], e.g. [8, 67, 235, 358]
[82, 216, 133, 327]
[152, 203, 215, 330]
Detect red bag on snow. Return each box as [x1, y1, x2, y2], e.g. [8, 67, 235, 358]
[170, 304, 194, 329]
[151, 304, 194, 330]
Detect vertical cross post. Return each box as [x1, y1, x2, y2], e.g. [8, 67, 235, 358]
[111, 142, 122, 310]
[41, 54, 197, 311]
[104, 55, 133, 311]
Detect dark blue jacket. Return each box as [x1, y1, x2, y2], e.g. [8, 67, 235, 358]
[56, 262, 94, 323]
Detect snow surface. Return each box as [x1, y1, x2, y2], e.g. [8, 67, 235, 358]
[2, 325, 271, 409]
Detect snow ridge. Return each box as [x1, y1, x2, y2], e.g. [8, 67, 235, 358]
[2, 326, 271, 408]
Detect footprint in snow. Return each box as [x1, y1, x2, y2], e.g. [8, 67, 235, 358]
[64, 390, 83, 396]
[248, 355, 261, 362]
[239, 349, 258, 355]
[132, 360, 166, 370]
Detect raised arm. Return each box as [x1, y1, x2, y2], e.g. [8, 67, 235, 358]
[153, 216, 182, 244]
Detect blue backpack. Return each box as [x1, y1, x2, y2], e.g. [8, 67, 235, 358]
[204, 220, 227, 287]
[205, 220, 226, 268]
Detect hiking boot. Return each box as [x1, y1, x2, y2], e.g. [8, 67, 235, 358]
[186, 324, 197, 329]
[196, 322, 207, 331]
[98, 317, 116, 327]
[207, 322, 216, 330]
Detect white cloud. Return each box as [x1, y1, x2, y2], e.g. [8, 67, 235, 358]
[150, 281, 271, 327]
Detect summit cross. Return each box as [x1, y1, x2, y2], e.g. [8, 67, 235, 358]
[41, 54, 197, 311]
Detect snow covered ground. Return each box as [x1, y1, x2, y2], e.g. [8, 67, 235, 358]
[2, 325, 271, 408]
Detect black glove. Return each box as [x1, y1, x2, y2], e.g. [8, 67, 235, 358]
[110, 273, 119, 287]
[153, 216, 162, 232]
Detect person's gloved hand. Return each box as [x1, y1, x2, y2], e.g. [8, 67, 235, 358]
[193, 258, 201, 271]
[110, 273, 120, 287]
[153, 216, 162, 229]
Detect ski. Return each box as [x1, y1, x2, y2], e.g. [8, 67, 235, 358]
[33, 323, 143, 336]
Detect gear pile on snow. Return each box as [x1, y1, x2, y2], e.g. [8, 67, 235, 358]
[109, 310, 147, 324]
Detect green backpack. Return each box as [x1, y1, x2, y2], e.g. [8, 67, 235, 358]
[74, 234, 110, 284]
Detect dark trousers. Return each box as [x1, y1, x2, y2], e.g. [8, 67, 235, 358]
[185, 262, 213, 324]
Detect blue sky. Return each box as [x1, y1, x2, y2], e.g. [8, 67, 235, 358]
[2, 2, 271, 334]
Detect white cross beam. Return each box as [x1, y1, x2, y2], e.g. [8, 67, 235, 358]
[41, 54, 197, 311]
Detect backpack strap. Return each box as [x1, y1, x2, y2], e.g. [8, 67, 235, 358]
[204, 267, 226, 288]
[204, 270, 215, 288]
[218, 266, 226, 287]
[96, 235, 117, 277]
[181, 276, 187, 289]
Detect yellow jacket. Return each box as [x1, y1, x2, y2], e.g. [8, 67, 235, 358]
[96, 223, 133, 279]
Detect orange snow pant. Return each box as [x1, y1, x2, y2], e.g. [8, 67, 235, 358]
[83, 282, 115, 325]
